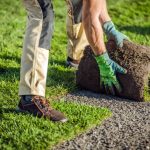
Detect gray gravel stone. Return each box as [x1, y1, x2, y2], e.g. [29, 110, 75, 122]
[54, 91, 150, 150]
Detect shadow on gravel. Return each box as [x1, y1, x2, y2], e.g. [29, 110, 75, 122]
[70, 90, 139, 103]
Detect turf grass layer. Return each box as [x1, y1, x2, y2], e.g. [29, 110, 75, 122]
[0, 100, 111, 150]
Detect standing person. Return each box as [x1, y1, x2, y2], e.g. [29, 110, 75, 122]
[18, 0, 68, 122]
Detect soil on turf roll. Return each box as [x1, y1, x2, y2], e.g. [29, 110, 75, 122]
[76, 40, 150, 101]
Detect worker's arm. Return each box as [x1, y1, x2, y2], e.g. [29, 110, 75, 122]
[82, 0, 106, 56]
[82, 0, 127, 95]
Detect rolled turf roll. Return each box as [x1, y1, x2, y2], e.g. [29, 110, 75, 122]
[76, 40, 150, 101]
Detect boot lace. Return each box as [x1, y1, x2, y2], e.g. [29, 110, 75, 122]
[32, 96, 53, 115]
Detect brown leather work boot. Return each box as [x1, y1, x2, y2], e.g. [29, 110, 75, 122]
[17, 95, 68, 123]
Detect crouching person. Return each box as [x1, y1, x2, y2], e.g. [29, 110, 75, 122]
[65, 0, 89, 68]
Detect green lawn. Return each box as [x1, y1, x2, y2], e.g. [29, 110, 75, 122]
[1, 100, 111, 150]
[0, 1, 111, 150]
[0, 0, 150, 150]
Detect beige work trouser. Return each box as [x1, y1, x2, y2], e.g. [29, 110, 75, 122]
[66, 0, 89, 61]
[19, 0, 54, 97]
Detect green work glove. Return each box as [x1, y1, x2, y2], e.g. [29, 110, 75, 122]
[103, 21, 129, 48]
[95, 52, 127, 95]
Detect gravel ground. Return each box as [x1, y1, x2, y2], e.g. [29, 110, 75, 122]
[54, 91, 150, 150]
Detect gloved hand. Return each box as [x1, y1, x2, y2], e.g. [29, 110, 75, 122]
[103, 21, 129, 48]
[95, 52, 127, 95]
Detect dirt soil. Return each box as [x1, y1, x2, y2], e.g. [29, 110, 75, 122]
[76, 40, 150, 101]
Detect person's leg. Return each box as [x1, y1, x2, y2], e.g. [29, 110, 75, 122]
[19, 0, 54, 97]
[18, 0, 67, 122]
[65, 0, 89, 65]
